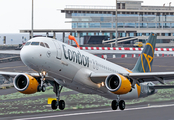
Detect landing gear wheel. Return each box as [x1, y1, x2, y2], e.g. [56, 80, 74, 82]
[51, 100, 57, 110]
[41, 85, 46, 92]
[59, 100, 65, 110]
[37, 85, 41, 92]
[52, 82, 65, 110]
[119, 100, 125, 110]
[111, 100, 118, 110]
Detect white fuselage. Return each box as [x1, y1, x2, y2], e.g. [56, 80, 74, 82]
[20, 37, 152, 100]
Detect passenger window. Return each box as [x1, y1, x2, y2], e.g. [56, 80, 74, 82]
[40, 42, 45, 47]
[25, 42, 31, 46]
[31, 42, 39, 45]
[44, 43, 50, 48]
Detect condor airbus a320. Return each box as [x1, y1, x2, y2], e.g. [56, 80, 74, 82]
[1, 33, 174, 110]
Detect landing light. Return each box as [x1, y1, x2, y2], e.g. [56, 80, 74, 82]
[42, 71, 46, 76]
[101, 82, 105, 87]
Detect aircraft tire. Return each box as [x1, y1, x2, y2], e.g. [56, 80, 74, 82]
[37, 85, 41, 92]
[111, 100, 118, 110]
[41, 85, 46, 92]
[119, 100, 125, 110]
[59, 100, 65, 110]
[51, 100, 57, 110]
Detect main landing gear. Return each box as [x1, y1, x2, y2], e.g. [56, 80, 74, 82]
[51, 81, 65, 110]
[111, 96, 125, 110]
[37, 71, 46, 92]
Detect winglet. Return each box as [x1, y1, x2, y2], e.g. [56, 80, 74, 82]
[132, 33, 157, 73]
[68, 35, 80, 48]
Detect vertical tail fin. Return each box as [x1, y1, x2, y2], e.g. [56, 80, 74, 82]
[132, 33, 157, 73]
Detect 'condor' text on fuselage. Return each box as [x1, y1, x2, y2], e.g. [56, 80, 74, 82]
[62, 45, 89, 67]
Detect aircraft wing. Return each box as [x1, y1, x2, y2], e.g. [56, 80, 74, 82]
[0, 71, 39, 77]
[90, 72, 174, 84]
[0, 71, 40, 81]
[0, 71, 55, 83]
[128, 72, 174, 84]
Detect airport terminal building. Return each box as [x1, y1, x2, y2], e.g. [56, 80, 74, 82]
[21, 0, 174, 44]
[60, 0, 174, 43]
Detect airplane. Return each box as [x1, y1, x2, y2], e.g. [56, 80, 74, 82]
[1, 32, 174, 111]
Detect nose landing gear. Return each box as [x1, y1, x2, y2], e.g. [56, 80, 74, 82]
[37, 71, 47, 92]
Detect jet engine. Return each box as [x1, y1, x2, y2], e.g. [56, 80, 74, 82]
[105, 74, 132, 95]
[13, 74, 39, 94]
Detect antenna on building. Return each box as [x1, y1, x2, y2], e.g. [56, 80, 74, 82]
[31, 0, 34, 38]
[163, 3, 165, 7]
[169, 2, 172, 10]
[115, 0, 118, 47]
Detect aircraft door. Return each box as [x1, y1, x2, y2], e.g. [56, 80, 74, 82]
[53, 40, 62, 60]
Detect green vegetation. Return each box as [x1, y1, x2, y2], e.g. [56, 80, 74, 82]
[0, 86, 72, 100]
[1, 82, 174, 116]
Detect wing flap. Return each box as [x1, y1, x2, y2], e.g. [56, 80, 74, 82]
[128, 72, 174, 81]
[90, 72, 174, 84]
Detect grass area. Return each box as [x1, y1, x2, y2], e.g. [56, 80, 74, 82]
[1, 82, 174, 115]
[0, 86, 72, 100]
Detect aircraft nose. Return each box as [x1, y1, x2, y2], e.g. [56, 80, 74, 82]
[20, 47, 32, 66]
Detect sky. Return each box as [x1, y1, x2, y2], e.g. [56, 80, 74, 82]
[0, 0, 173, 33]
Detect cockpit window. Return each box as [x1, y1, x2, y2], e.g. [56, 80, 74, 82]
[31, 42, 39, 45]
[40, 42, 45, 47]
[25, 42, 31, 46]
[44, 43, 50, 48]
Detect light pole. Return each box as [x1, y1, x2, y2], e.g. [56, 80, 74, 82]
[31, 0, 34, 38]
[169, 2, 172, 10]
[115, 0, 118, 46]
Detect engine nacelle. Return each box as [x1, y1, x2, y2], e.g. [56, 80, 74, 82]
[105, 74, 131, 95]
[13, 74, 39, 94]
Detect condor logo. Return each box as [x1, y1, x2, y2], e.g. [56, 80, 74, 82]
[141, 43, 154, 72]
[62, 45, 89, 67]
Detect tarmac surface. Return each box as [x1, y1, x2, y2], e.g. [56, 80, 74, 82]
[0, 50, 20, 54]
[1, 102, 174, 120]
[0, 61, 34, 73]
[1, 57, 174, 120]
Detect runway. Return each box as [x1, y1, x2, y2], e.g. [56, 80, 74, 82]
[1, 102, 174, 120]
[0, 50, 20, 54]
[0, 57, 174, 119]
[0, 61, 34, 73]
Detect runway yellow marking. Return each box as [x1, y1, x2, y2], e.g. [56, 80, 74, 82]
[47, 98, 57, 104]
[14, 104, 174, 120]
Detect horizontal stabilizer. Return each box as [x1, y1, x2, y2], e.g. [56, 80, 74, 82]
[149, 85, 174, 89]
